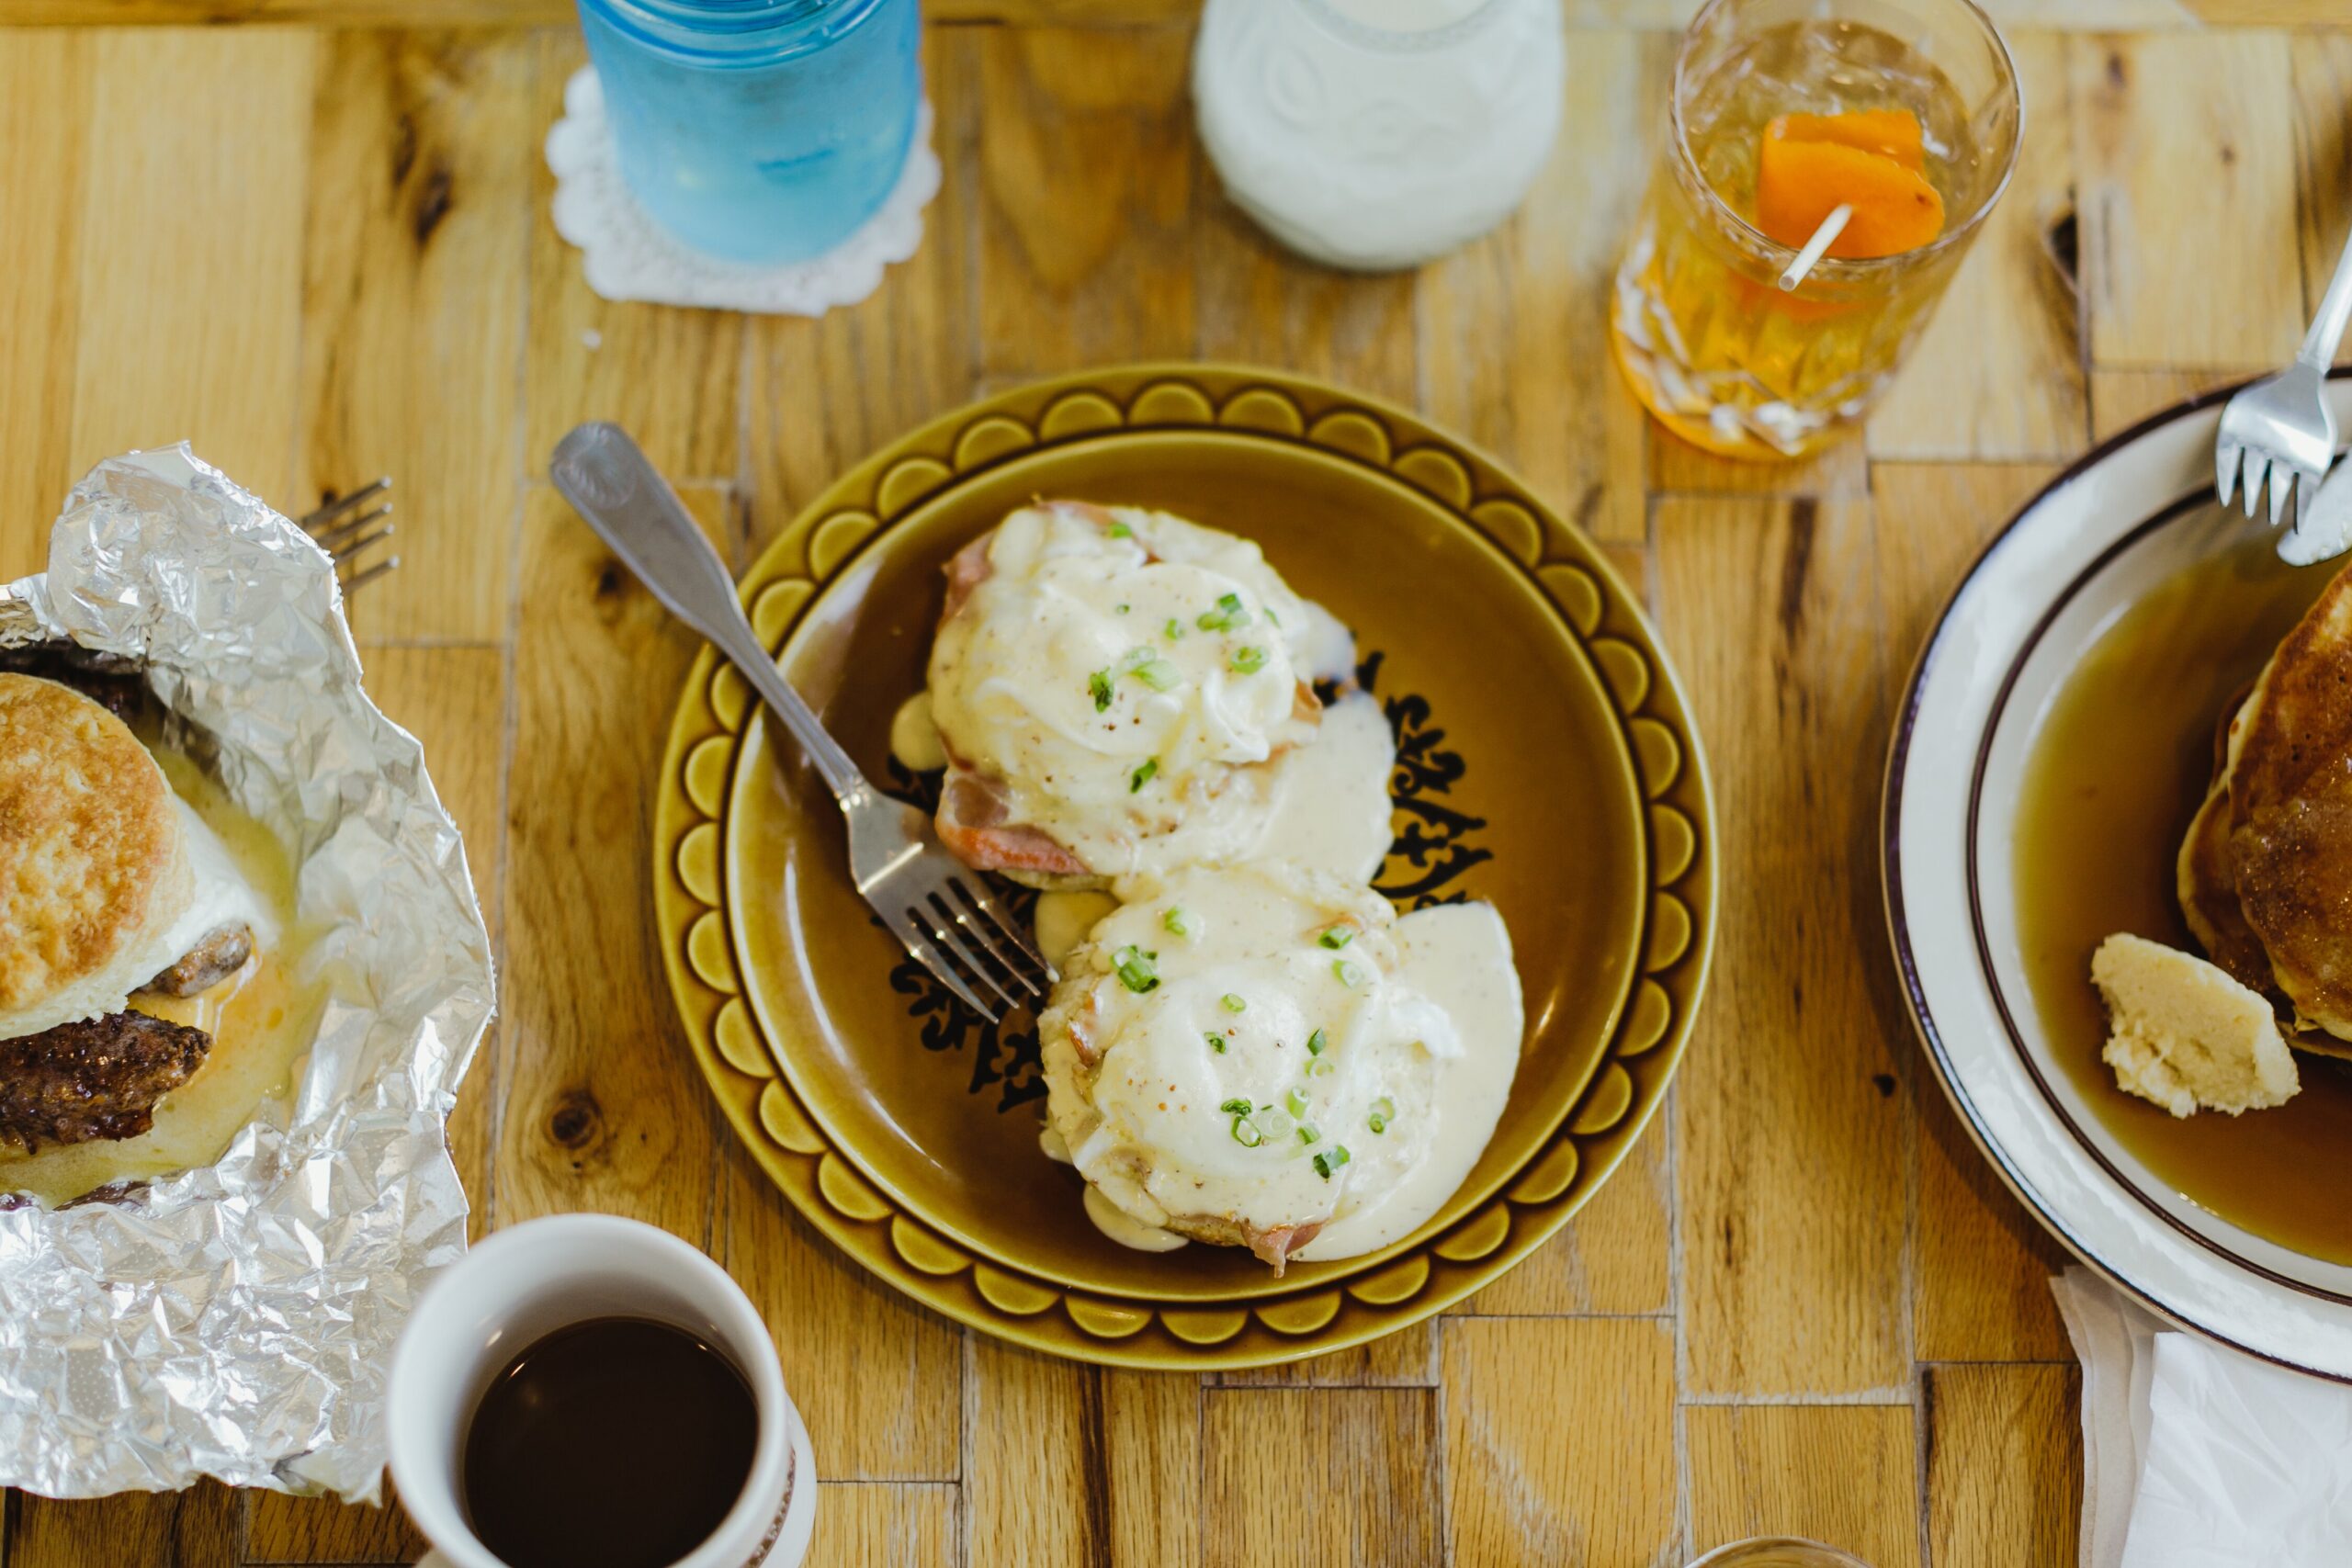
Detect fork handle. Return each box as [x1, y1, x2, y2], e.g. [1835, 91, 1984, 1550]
[2301, 220, 2352, 371]
[551, 422, 867, 802]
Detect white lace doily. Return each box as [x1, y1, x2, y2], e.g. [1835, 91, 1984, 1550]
[545, 66, 939, 315]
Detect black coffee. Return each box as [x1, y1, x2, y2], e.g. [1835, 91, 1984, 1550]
[460, 1315, 759, 1568]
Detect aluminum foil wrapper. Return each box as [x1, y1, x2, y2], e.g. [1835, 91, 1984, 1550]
[0, 447, 495, 1500]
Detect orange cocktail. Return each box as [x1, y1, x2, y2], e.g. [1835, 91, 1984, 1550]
[1611, 0, 2020, 460]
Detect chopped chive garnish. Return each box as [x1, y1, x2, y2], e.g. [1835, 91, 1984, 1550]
[1306, 1027, 1328, 1055]
[1284, 1088, 1308, 1118]
[1219, 1098, 1253, 1116]
[1317, 926, 1353, 951]
[1266, 607, 1282, 626]
[1368, 1097, 1395, 1134]
[1163, 617, 1184, 641]
[1307, 1057, 1335, 1078]
[1230, 645, 1268, 674]
[1221, 993, 1247, 1014]
[1296, 1122, 1320, 1145]
[1133, 658, 1181, 692]
[1088, 671, 1113, 711]
[1107, 521, 1133, 538]
[1163, 907, 1193, 937]
[1332, 960, 1361, 987]
[1111, 945, 1159, 993]
[1196, 592, 1250, 632]
[1311, 1145, 1351, 1179]
[1205, 1032, 1227, 1054]
[1129, 758, 1158, 793]
[1115, 603, 1130, 615]
[1229, 1116, 1262, 1148]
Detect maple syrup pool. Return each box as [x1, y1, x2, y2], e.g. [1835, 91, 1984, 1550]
[2012, 537, 2352, 1264]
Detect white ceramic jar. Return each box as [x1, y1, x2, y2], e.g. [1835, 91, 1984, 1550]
[1193, 0, 1566, 273]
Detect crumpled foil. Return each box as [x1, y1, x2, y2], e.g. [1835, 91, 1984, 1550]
[0, 447, 496, 1501]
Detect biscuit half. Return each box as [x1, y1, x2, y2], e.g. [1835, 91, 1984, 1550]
[0, 673, 192, 1039]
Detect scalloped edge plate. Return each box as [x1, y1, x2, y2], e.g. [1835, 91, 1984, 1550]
[652, 365, 1716, 1368]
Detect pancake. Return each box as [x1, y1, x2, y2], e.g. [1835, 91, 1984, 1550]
[0, 673, 192, 1039]
[2216, 567, 2352, 1042]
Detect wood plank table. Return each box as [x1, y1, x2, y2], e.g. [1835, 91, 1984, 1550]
[0, 1, 2346, 1562]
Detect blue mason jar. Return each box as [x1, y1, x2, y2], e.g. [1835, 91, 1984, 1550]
[576, 0, 922, 265]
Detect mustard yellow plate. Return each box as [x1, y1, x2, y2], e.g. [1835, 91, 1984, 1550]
[652, 366, 1715, 1368]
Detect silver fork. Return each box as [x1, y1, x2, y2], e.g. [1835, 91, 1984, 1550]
[299, 478, 400, 592]
[2217, 221, 2352, 539]
[549, 422, 1048, 1023]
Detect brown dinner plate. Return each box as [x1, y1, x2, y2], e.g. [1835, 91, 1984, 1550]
[652, 366, 1715, 1368]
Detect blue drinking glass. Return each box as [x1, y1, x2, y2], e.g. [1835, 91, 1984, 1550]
[576, 0, 922, 265]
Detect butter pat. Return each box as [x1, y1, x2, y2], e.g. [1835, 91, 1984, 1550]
[2092, 933, 2298, 1118]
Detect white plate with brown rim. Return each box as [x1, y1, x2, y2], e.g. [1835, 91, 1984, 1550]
[1885, 370, 2352, 1380]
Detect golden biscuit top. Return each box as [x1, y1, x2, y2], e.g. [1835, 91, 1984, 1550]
[0, 674, 188, 1017]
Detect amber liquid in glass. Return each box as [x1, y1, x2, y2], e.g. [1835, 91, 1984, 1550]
[2014, 541, 2352, 1264]
[1612, 20, 1991, 459]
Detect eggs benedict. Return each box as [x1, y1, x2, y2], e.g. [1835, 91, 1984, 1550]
[1038, 862, 1522, 1271]
[921, 502, 1358, 886]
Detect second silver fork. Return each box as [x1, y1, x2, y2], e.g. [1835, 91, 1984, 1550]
[549, 421, 1049, 1024]
[2216, 219, 2352, 552]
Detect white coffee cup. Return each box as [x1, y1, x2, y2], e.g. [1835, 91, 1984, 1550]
[388, 1213, 818, 1568]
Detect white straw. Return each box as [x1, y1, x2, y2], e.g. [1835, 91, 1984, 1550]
[1779, 204, 1852, 291]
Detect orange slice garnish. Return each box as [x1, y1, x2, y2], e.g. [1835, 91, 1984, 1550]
[1755, 113, 1944, 259]
[1767, 108, 1926, 172]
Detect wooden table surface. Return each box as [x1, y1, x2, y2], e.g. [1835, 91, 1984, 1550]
[1, 0, 2346, 1562]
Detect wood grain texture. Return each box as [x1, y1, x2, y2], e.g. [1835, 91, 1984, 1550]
[1449, 1113, 1671, 1314]
[298, 29, 531, 644]
[1657, 495, 1910, 1398]
[1193, 193, 1417, 409]
[1649, 423, 1871, 499]
[1419, 30, 1663, 545]
[1202, 1389, 1441, 1568]
[1870, 464, 2075, 1363]
[806, 1482, 958, 1568]
[16, 8, 2313, 1560]
[745, 28, 978, 556]
[525, 33, 743, 482]
[716, 1145, 962, 1481]
[69, 28, 314, 506]
[359, 646, 510, 1243]
[1442, 1317, 1677, 1567]
[2290, 29, 2352, 344]
[966, 1341, 1198, 1568]
[975, 25, 1195, 377]
[2075, 30, 2304, 368]
[1868, 31, 2088, 461]
[1926, 1364, 2083, 1568]
[2087, 367, 2259, 440]
[14, 1483, 239, 1568]
[244, 1488, 421, 1565]
[493, 482, 734, 1236]
[1686, 1404, 1922, 1568]
[1212, 1324, 1434, 1389]
[0, 30, 88, 577]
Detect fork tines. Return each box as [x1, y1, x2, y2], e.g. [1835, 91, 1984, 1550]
[891, 872, 1050, 1023]
[298, 477, 400, 592]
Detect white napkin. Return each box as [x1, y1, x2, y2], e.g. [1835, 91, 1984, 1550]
[2052, 1269, 2352, 1567]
